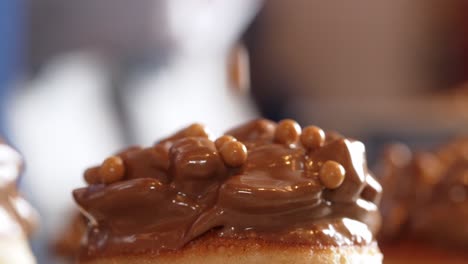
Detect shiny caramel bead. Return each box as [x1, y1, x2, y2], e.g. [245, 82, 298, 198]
[184, 123, 209, 138]
[99, 156, 125, 184]
[84, 167, 100, 185]
[274, 119, 301, 145]
[301, 126, 325, 150]
[319, 160, 346, 189]
[215, 135, 237, 150]
[220, 141, 248, 167]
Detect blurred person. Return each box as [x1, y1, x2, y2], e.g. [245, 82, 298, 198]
[245, 0, 468, 143]
[6, 0, 261, 262]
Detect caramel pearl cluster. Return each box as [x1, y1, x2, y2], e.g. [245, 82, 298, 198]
[274, 119, 345, 189]
[85, 120, 346, 190]
[274, 119, 326, 150]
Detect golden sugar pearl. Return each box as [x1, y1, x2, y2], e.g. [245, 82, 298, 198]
[184, 123, 209, 138]
[215, 135, 237, 150]
[220, 141, 248, 167]
[301, 126, 325, 150]
[84, 167, 100, 185]
[274, 119, 301, 145]
[319, 160, 346, 189]
[99, 156, 125, 184]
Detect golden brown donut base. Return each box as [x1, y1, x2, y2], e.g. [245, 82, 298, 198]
[78, 234, 382, 264]
[381, 240, 468, 264]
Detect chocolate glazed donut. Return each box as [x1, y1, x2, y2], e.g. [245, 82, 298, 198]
[73, 119, 382, 260]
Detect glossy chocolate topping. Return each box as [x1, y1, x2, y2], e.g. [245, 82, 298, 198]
[0, 140, 37, 238]
[53, 212, 87, 259]
[378, 138, 468, 247]
[73, 119, 382, 258]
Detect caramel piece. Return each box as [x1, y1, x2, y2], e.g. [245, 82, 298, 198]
[84, 167, 100, 185]
[301, 126, 325, 150]
[220, 141, 248, 167]
[325, 131, 343, 143]
[320, 160, 346, 189]
[185, 123, 210, 138]
[215, 135, 237, 150]
[274, 119, 301, 145]
[158, 124, 210, 145]
[225, 119, 276, 142]
[171, 137, 223, 181]
[150, 144, 170, 171]
[99, 156, 125, 184]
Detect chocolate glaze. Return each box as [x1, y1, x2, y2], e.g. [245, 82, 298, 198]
[73, 119, 382, 259]
[0, 140, 37, 238]
[53, 212, 87, 260]
[378, 138, 468, 248]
